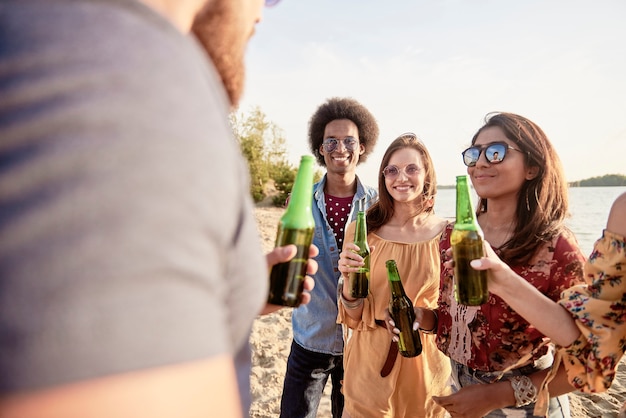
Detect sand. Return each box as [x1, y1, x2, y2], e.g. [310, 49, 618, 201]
[250, 206, 626, 418]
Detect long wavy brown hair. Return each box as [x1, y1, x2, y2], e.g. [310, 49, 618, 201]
[471, 112, 569, 265]
[367, 133, 437, 233]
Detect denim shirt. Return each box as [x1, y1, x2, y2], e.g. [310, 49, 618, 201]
[291, 174, 378, 355]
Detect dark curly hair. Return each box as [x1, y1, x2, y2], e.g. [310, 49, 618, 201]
[308, 97, 379, 167]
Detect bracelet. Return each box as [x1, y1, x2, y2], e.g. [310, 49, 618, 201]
[509, 375, 538, 407]
[419, 310, 438, 334]
[340, 292, 364, 310]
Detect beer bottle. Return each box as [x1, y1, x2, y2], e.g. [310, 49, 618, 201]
[450, 174, 489, 306]
[348, 202, 370, 298]
[267, 155, 316, 307]
[386, 259, 422, 358]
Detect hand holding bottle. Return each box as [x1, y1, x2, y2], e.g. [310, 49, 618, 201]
[443, 243, 514, 298]
[267, 155, 316, 307]
[348, 207, 370, 298]
[262, 243, 319, 315]
[387, 306, 438, 341]
[386, 259, 422, 357]
[451, 174, 489, 305]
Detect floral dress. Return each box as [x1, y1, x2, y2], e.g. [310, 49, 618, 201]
[559, 229, 626, 392]
[436, 223, 586, 372]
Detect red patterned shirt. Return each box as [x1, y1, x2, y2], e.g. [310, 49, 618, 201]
[436, 223, 586, 372]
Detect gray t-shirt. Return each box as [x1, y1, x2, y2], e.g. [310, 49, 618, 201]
[0, 0, 267, 400]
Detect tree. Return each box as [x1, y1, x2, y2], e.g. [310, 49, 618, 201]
[230, 106, 292, 204]
[570, 174, 626, 187]
[231, 106, 323, 206]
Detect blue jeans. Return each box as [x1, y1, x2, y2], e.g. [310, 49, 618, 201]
[450, 359, 570, 418]
[280, 340, 344, 418]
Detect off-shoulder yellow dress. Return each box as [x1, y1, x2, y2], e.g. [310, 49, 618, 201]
[338, 223, 452, 418]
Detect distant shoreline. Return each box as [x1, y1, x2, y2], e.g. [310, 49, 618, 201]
[438, 182, 626, 189]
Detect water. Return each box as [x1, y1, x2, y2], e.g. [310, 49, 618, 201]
[434, 186, 626, 256]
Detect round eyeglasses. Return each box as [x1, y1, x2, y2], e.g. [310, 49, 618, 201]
[382, 164, 421, 179]
[322, 137, 358, 153]
[461, 142, 524, 167]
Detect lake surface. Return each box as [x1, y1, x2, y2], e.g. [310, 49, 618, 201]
[433, 186, 626, 256]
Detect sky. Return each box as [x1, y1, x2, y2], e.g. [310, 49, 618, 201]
[239, 0, 626, 187]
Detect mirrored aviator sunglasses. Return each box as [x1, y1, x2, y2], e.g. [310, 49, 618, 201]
[461, 142, 522, 167]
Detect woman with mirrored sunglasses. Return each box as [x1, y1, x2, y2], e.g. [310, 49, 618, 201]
[425, 112, 586, 417]
[337, 133, 452, 418]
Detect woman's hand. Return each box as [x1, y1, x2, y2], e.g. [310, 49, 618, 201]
[443, 241, 516, 297]
[389, 307, 431, 341]
[337, 243, 367, 297]
[432, 379, 511, 417]
[469, 242, 517, 297]
[338, 242, 365, 277]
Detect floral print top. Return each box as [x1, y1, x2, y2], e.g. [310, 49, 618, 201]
[436, 223, 586, 372]
[559, 229, 626, 392]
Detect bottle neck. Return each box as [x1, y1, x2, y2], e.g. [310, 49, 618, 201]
[354, 211, 367, 243]
[386, 260, 406, 297]
[455, 176, 479, 228]
[282, 156, 315, 229]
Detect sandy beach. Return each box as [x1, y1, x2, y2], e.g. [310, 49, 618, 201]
[251, 206, 626, 418]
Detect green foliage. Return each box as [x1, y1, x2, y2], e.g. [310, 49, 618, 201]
[230, 106, 298, 205]
[271, 163, 297, 207]
[231, 106, 325, 206]
[569, 174, 626, 187]
[274, 167, 324, 207]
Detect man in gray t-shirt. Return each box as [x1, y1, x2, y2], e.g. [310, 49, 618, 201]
[0, 0, 310, 417]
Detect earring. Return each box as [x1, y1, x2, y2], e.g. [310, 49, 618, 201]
[525, 189, 531, 212]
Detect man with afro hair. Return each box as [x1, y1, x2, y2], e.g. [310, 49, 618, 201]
[280, 97, 379, 418]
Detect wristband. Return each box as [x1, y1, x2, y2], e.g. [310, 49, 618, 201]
[340, 292, 364, 310]
[509, 375, 538, 407]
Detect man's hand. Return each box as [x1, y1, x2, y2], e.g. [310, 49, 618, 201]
[261, 244, 319, 315]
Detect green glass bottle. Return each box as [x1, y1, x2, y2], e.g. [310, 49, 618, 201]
[386, 259, 422, 358]
[267, 155, 316, 307]
[348, 202, 370, 298]
[450, 174, 489, 306]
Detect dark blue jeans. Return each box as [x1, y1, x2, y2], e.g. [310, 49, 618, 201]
[279, 340, 344, 418]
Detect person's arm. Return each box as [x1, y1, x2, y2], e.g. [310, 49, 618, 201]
[471, 193, 626, 347]
[469, 191, 626, 346]
[0, 356, 242, 418]
[260, 244, 318, 315]
[432, 362, 576, 416]
[468, 244, 581, 347]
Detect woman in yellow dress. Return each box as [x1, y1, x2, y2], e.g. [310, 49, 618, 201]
[337, 133, 451, 417]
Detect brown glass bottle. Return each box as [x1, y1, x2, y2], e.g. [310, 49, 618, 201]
[386, 259, 422, 358]
[348, 204, 370, 298]
[450, 175, 489, 306]
[267, 156, 315, 307]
